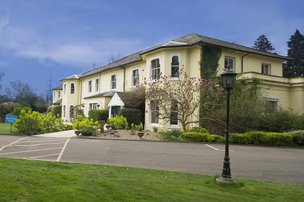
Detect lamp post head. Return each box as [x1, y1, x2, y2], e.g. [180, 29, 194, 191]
[220, 69, 237, 91]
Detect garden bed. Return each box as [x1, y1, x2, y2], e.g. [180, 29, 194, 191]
[85, 130, 162, 141]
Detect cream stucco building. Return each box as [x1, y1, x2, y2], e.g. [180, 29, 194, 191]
[53, 33, 304, 130]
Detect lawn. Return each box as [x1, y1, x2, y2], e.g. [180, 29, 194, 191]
[0, 123, 17, 134]
[0, 158, 303, 202]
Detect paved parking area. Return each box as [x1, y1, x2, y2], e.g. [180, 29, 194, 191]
[0, 135, 303, 184]
[0, 136, 70, 161]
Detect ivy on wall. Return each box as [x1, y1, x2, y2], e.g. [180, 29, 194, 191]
[200, 45, 222, 79]
[199, 45, 222, 127]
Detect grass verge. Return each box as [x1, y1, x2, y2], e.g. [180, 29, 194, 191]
[0, 123, 17, 134]
[0, 158, 303, 201]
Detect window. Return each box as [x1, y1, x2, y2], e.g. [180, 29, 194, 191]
[261, 63, 271, 75]
[70, 83, 75, 94]
[89, 103, 98, 111]
[132, 69, 139, 86]
[266, 99, 278, 111]
[69, 105, 74, 118]
[150, 100, 159, 124]
[63, 105, 66, 118]
[171, 56, 179, 78]
[111, 75, 116, 89]
[95, 79, 99, 92]
[170, 100, 178, 125]
[53, 91, 55, 98]
[88, 80, 92, 92]
[151, 58, 160, 80]
[58, 91, 60, 98]
[224, 56, 235, 71]
[63, 84, 66, 95]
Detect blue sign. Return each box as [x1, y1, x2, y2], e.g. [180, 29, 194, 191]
[5, 115, 18, 124]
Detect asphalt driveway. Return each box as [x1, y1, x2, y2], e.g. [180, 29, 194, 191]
[0, 135, 303, 184]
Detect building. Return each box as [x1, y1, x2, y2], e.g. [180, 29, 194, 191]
[52, 85, 63, 105]
[55, 33, 304, 130]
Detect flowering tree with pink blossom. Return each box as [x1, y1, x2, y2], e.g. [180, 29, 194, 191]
[138, 70, 205, 131]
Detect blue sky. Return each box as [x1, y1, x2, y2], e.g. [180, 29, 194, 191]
[0, 0, 303, 95]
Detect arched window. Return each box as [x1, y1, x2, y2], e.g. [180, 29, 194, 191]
[171, 56, 179, 78]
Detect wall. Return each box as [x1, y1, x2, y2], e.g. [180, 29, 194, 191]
[61, 80, 80, 121]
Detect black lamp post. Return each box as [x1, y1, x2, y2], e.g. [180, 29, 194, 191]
[216, 69, 237, 185]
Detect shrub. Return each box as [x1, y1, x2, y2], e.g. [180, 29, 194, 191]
[119, 108, 142, 125]
[189, 127, 208, 133]
[14, 110, 42, 135]
[159, 130, 182, 140]
[230, 131, 293, 146]
[257, 110, 304, 132]
[73, 115, 100, 131]
[88, 109, 109, 121]
[107, 115, 128, 129]
[180, 132, 209, 142]
[81, 125, 97, 136]
[47, 105, 62, 117]
[289, 130, 304, 146]
[207, 134, 224, 143]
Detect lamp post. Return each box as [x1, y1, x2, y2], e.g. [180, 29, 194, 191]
[216, 69, 237, 185]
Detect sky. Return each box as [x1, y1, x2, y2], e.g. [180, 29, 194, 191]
[0, 0, 303, 96]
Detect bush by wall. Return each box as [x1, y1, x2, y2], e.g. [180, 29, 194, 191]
[14, 110, 71, 135]
[73, 115, 100, 136]
[88, 109, 109, 121]
[47, 105, 62, 117]
[119, 108, 142, 125]
[180, 132, 209, 142]
[107, 115, 128, 129]
[288, 130, 304, 146]
[159, 130, 182, 140]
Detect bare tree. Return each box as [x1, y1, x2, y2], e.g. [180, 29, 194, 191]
[138, 70, 204, 131]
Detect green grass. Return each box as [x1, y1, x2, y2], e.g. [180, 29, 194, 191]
[0, 123, 17, 134]
[0, 158, 303, 201]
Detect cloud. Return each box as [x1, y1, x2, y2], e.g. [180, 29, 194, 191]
[0, 16, 144, 68]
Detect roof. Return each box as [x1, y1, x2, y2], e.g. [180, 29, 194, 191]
[52, 85, 62, 90]
[61, 74, 80, 81]
[53, 99, 62, 105]
[66, 33, 289, 79]
[83, 91, 116, 99]
[116, 92, 145, 108]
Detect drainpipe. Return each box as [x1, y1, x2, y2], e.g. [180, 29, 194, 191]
[241, 53, 249, 73]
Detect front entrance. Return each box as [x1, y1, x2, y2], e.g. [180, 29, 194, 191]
[110, 106, 120, 117]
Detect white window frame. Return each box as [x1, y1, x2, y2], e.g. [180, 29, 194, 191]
[89, 103, 99, 111]
[266, 98, 279, 111]
[132, 69, 140, 87]
[70, 83, 75, 95]
[150, 100, 160, 125]
[170, 54, 180, 79]
[111, 75, 116, 90]
[261, 63, 271, 75]
[224, 56, 236, 71]
[63, 84, 66, 95]
[150, 57, 161, 81]
[88, 80, 92, 93]
[95, 79, 99, 92]
[169, 99, 179, 128]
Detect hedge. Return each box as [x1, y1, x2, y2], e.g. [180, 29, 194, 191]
[88, 109, 109, 121]
[119, 108, 142, 125]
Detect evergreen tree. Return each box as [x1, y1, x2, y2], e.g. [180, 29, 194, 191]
[252, 34, 275, 53]
[285, 30, 304, 77]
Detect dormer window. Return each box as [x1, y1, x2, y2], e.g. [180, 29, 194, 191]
[171, 56, 179, 78]
[151, 58, 160, 80]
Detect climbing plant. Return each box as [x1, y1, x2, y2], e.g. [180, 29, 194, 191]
[199, 45, 222, 127]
